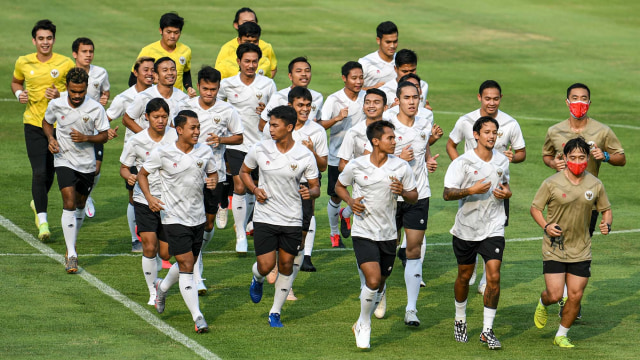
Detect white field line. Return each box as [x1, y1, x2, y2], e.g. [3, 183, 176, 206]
[2, 229, 637, 257]
[0, 215, 220, 360]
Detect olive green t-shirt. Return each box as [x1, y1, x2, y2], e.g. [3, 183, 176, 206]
[532, 171, 611, 262]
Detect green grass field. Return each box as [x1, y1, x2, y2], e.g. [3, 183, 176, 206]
[1, 1, 639, 359]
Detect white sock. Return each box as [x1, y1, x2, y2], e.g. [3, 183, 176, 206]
[342, 206, 353, 218]
[359, 285, 378, 326]
[327, 199, 340, 236]
[232, 193, 247, 238]
[291, 251, 303, 281]
[252, 262, 265, 282]
[483, 306, 497, 332]
[195, 229, 214, 282]
[556, 324, 570, 337]
[74, 208, 85, 235]
[160, 262, 180, 292]
[455, 299, 467, 322]
[303, 216, 316, 256]
[357, 263, 366, 289]
[539, 298, 546, 307]
[179, 272, 203, 321]
[400, 232, 407, 248]
[405, 259, 422, 311]
[563, 284, 568, 298]
[270, 273, 294, 314]
[142, 255, 158, 295]
[420, 236, 426, 263]
[38, 213, 48, 225]
[61, 209, 77, 258]
[127, 203, 137, 242]
[245, 193, 255, 228]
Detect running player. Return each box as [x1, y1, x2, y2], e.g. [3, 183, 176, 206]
[215, 22, 273, 79]
[358, 21, 398, 89]
[379, 49, 430, 109]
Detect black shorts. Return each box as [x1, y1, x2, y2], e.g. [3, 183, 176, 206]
[543, 260, 591, 278]
[352, 237, 397, 277]
[327, 165, 340, 197]
[301, 182, 314, 232]
[253, 222, 302, 256]
[55, 166, 95, 195]
[94, 143, 104, 162]
[203, 183, 224, 215]
[396, 198, 429, 231]
[163, 223, 204, 257]
[124, 166, 138, 191]
[452, 236, 505, 265]
[133, 201, 165, 241]
[226, 149, 259, 180]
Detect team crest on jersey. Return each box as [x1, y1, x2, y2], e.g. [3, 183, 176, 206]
[258, 69, 264, 75]
[214, 116, 221, 124]
[587, 140, 596, 150]
[497, 130, 504, 138]
[196, 159, 204, 168]
[497, 168, 503, 177]
[420, 132, 426, 140]
[256, 91, 263, 101]
[585, 190, 594, 201]
[290, 163, 298, 171]
[311, 104, 317, 111]
[83, 116, 90, 123]
[179, 56, 186, 65]
[93, 82, 99, 89]
[50, 69, 59, 78]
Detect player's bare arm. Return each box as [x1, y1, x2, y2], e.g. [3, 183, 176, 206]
[42, 120, 59, 153]
[119, 164, 137, 186]
[446, 138, 460, 160]
[11, 76, 29, 104]
[122, 113, 144, 133]
[70, 128, 108, 144]
[318, 107, 348, 130]
[137, 167, 164, 212]
[334, 180, 365, 216]
[443, 178, 491, 201]
[390, 179, 418, 204]
[205, 172, 218, 189]
[530, 206, 562, 237]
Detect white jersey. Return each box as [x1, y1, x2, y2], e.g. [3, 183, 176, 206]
[244, 140, 319, 227]
[292, 120, 328, 182]
[444, 149, 510, 241]
[218, 73, 277, 152]
[119, 128, 178, 205]
[337, 119, 372, 162]
[181, 97, 244, 182]
[125, 85, 189, 127]
[379, 79, 429, 108]
[86, 64, 110, 102]
[338, 154, 416, 241]
[321, 88, 367, 166]
[260, 86, 324, 122]
[106, 85, 143, 143]
[391, 115, 433, 200]
[449, 109, 526, 154]
[143, 143, 218, 226]
[384, 106, 434, 127]
[358, 51, 396, 88]
[44, 93, 109, 173]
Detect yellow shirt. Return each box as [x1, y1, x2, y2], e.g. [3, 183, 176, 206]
[214, 38, 277, 79]
[132, 41, 192, 91]
[13, 53, 75, 127]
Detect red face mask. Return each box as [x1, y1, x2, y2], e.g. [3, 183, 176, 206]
[566, 161, 587, 176]
[568, 101, 589, 119]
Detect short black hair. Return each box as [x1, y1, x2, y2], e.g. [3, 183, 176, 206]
[236, 43, 262, 60]
[365, 88, 387, 105]
[399, 73, 421, 84]
[66, 67, 89, 86]
[288, 56, 311, 74]
[566, 83, 590, 99]
[32, 19, 56, 39]
[145, 97, 170, 115]
[367, 120, 395, 145]
[268, 105, 297, 128]
[396, 81, 418, 98]
[234, 7, 257, 24]
[395, 49, 417, 67]
[376, 21, 398, 38]
[237, 21, 261, 38]
[174, 109, 198, 128]
[160, 12, 184, 31]
[472, 116, 499, 134]
[288, 86, 312, 104]
[563, 137, 590, 156]
[342, 61, 362, 77]
[72, 37, 94, 53]
[154, 57, 176, 73]
[479, 80, 502, 96]
[133, 56, 156, 72]
[198, 65, 221, 84]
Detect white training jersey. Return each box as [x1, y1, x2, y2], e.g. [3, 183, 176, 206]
[106, 85, 143, 143]
[218, 73, 277, 152]
[260, 86, 324, 122]
[120, 128, 178, 205]
[125, 85, 189, 127]
[337, 119, 372, 162]
[44, 93, 109, 173]
[379, 79, 430, 108]
[384, 106, 434, 127]
[449, 109, 526, 154]
[358, 51, 396, 88]
[292, 120, 328, 182]
[244, 140, 318, 227]
[321, 88, 367, 166]
[86, 64, 110, 102]
[444, 149, 510, 241]
[338, 154, 416, 241]
[181, 97, 244, 183]
[142, 143, 218, 227]
[391, 115, 433, 200]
